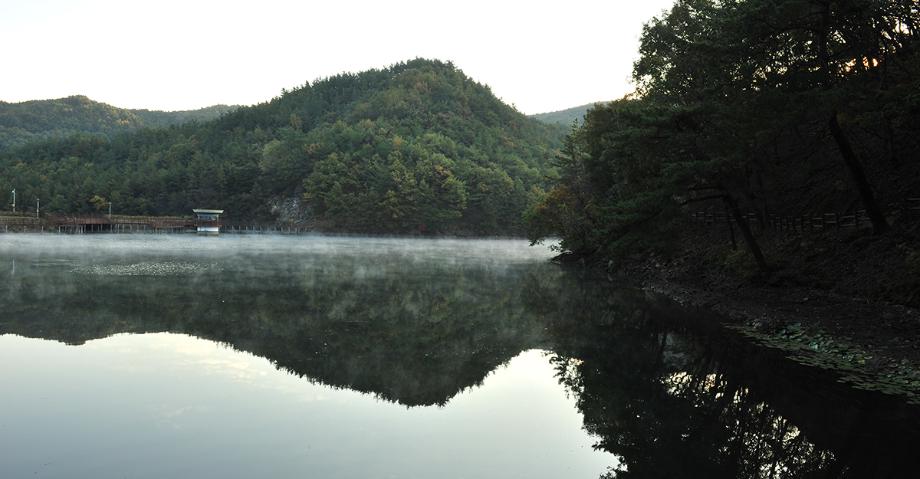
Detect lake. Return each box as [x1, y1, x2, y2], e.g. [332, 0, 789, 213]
[1, 234, 918, 478]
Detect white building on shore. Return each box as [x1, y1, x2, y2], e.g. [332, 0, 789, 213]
[193, 209, 224, 236]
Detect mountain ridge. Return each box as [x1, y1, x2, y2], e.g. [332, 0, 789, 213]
[0, 95, 238, 150]
[0, 59, 563, 235]
[530, 102, 605, 126]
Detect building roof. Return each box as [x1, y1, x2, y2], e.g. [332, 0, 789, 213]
[192, 209, 224, 214]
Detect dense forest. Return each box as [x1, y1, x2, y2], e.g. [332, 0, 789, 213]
[528, 0, 920, 280]
[0, 60, 564, 235]
[0, 96, 236, 151]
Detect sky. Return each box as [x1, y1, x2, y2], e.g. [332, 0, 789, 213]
[0, 0, 675, 115]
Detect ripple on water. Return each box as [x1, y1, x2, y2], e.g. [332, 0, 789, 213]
[72, 262, 221, 276]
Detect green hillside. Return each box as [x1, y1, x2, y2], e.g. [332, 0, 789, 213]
[0, 59, 563, 235]
[0, 96, 237, 151]
[531, 102, 601, 126]
[130, 104, 239, 128]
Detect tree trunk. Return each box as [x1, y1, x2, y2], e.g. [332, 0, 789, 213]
[722, 194, 769, 272]
[828, 112, 889, 235]
[724, 202, 737, 250]
[883, 115, 899, 169]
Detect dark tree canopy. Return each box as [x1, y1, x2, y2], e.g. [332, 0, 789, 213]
[529, 0, 920, 263]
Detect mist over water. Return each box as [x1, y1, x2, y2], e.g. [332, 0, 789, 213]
[1, 234, 617, 479]
[0, 233, 558, 264]
[1, 234, 917, 478]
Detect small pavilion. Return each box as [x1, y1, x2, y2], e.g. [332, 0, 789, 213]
[192, 209, 224, 236]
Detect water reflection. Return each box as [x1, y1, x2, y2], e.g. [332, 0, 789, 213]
[1, 235, 559, 407]
[535, 279, 920, 478]
[0, 235, 918, 478]
[0, 334, 613, 479]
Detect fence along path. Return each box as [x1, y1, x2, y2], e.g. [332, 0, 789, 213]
[691, 198, 920, 235]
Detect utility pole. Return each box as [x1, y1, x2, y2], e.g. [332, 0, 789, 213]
[108, 201, 112, 217]
[36, 198, 40, 219]
[10, 188, 15, 213]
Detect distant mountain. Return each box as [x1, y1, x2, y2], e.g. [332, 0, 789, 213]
[531, 102, 604, 126]
[0, 95, 237, 150]
[130, 104, 239, 128]
[0, 59, 564, 235]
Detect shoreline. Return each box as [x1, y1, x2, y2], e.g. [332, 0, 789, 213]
[0, 226, 533, 241]
[604, 257, 920, 405]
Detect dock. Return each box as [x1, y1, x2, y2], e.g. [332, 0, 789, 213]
[0, 210, 313, 235]
[51, 214, 195, 234]
[0, 212, 194, 234]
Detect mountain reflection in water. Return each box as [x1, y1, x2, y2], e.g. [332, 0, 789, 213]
[0, 234, 917, 478]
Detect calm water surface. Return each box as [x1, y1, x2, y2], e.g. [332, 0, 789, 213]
[0, 234, 917, 478]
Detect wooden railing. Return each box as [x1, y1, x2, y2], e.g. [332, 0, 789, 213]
[690, 198, 920, 235]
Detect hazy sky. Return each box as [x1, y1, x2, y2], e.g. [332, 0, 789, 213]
[0, 0, 674, 114]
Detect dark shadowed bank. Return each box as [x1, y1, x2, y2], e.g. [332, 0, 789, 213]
[604, 226, 920, 405]
[528, 0, 920, 405]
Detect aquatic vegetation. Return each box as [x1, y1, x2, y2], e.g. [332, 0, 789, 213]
[728, 321, 920, 404]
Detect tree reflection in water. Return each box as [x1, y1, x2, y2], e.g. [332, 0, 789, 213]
[536, 276, 920, 478]
[1, 248, 557, 406]
[1, 242, 918, 478]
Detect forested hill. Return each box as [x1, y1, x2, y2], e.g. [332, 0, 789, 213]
[530, 103, 600, 126]
[130, 104, 239, 128]
[527, 0, 920, 302]
[0, 59, 563, 235]
[0, 96, 237, 151]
